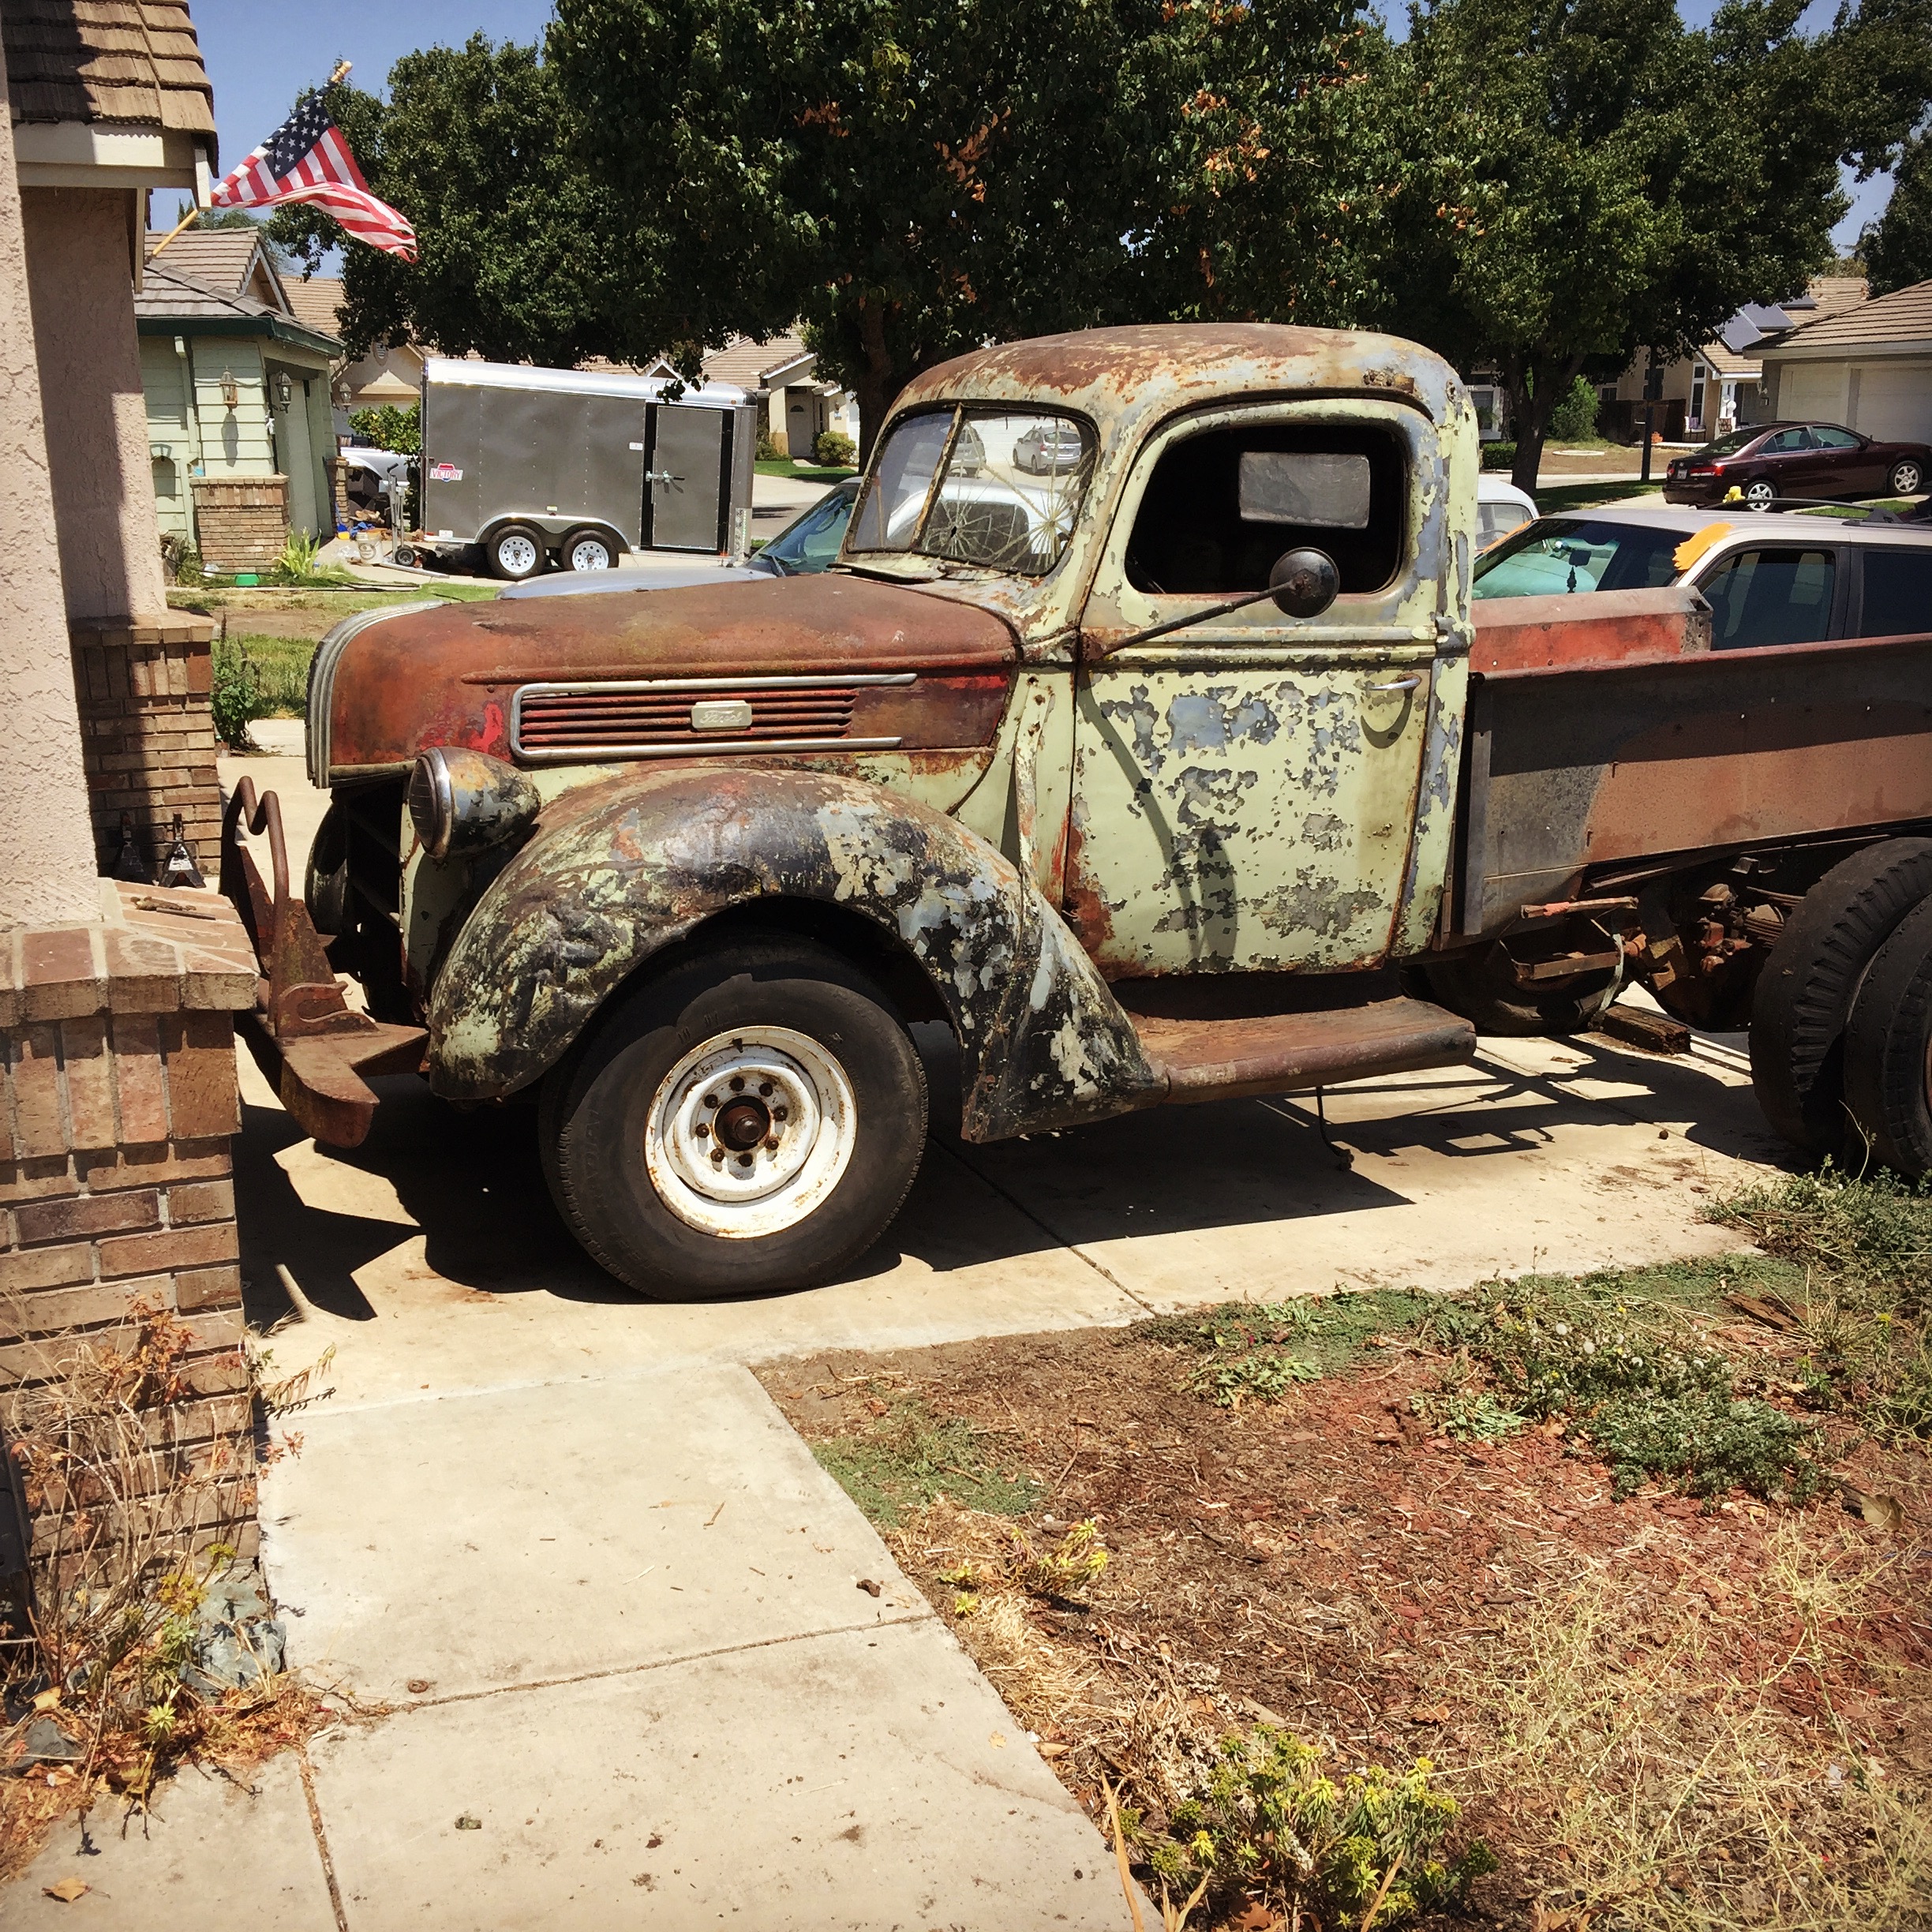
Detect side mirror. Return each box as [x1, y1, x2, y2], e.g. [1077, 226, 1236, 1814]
[1269, 547, 1340, 619]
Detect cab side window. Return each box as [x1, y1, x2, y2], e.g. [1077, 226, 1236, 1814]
[1125, 424, 1406, 598]
[1700, 547, 1837, 650]
[1859, 549, 1932, 638]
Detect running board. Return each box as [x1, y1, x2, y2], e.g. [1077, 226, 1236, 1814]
[1129, 996, 1477, 1104]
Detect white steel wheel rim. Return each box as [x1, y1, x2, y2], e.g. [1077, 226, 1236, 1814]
[643, 1025, 857, 1238]
[569, 537, 612, 570]
[498, 533, 539, 575]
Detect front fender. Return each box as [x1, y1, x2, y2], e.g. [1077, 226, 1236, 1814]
[427, 766, 1163, 1141]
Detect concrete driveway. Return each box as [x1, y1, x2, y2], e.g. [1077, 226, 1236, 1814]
[9, 737, 1788, 1928]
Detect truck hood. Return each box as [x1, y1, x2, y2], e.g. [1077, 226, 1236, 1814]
[313, 573, 1018, 777]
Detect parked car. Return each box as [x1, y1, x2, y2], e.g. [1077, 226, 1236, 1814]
[1664, 421, 1929, 508]
[1473, 502, 1932, 650]
[1475, 476, 1537, 549]
[1013, 421, 1087, 476]
[498, 477, 863, 600]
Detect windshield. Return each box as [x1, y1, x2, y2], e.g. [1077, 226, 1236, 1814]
[1695, 428, 1762, 459]
[846, 406, 1093, 574]
[1473, 518, 1685, 598]
[761, 481, 856, 575]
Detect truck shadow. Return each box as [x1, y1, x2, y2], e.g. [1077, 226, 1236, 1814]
[232, 1025, 1790, 1324]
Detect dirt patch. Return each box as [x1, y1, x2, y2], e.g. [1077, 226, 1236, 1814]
[759, 1267, 1930, 1928]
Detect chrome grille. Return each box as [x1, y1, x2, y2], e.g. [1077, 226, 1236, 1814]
[508, 673, 915, 762]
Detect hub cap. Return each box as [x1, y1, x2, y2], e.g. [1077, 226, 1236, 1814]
[497, 532, 540, 575]
[643, 1026, 856, 1238]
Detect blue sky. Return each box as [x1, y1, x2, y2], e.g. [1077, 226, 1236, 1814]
[164, 0, 1890, 248]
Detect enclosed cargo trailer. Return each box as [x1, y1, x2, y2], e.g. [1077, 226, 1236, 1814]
[417, 358, 757, 580]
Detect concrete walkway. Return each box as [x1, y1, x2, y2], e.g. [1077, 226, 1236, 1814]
[7, 739, 1789, 1927]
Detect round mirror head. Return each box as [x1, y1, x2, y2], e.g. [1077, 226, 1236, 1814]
[1269, 547, 1340, 619]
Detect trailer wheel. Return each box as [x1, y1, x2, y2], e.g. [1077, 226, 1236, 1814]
[1843, 896, 1932, 1177]
[561, 528, 616, 571]
[539, 934, 927, 1299]
[485, 523, 545, 581]
[1749, 839, 1932, 1157]
[1422, 936, 1621, 1037]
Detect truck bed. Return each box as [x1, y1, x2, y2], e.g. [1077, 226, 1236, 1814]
[1457, 589, 1932, 935]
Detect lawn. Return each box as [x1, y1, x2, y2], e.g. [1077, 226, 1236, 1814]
[764, 1166, 1932, 1930]
[754, 458, 856, 483]
[1533, 478, 1669, 516]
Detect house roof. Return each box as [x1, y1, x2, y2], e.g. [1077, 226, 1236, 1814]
[5, 1, 215, 138]
[1763, 277, 1932, 354]
[1699, 339, 1762, 379]
[144, 227, 290, 310]
[132, 260, 339, 357]
[281, 273, 344, 338]
[700, 331, 813, 389]
[1720, 274, 1870, 356]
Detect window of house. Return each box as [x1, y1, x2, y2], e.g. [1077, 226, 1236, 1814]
[1124, 422, 1407, 598]
[1858, 549, 1932, 638]
[1699, 547, 1837, 650]
[1689, 365, 1706, 429]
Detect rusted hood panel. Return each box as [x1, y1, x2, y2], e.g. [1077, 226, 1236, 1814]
[326, 575, 1017, 772]
[1471, 586, 1712, 674]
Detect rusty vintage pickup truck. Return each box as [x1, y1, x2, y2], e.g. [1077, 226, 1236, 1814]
[222, 326, 1932, 1297]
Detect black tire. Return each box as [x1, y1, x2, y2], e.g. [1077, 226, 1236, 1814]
[540, 936, 927, 1299]
[561, 527, 617, 572]
[1749, 839, 1932, 1157]
[1843, 895, 1932, 1177]
[485, 522, 546, 581]
[1423, 937, 1622, 1037]
[1888, 459, 1923, 498]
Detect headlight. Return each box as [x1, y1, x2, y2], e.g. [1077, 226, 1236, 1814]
[407, 747, 540, 861]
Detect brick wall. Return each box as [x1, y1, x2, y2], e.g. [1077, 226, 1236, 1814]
[1, 887, 257, 1567]
[69, 612, 222, 878]
[191, 474, 290, 574]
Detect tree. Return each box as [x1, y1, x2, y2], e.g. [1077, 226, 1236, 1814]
[1863, 133, 1932, 294]
[548, 0, 1410, 454]
[1395, 0, 1932, 491]
[269, 37, 629, 367]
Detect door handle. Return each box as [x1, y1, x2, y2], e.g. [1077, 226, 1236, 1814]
[1365, 676, 1422, 693]
[645, 470, 683, 485]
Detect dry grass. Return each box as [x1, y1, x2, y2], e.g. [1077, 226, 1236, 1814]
[0, 1295, 331, 1881]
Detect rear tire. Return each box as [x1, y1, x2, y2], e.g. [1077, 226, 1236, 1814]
[486, 523, 545, 581]
[1749, 839, 1932, 1158]
[540, 936, 927, 1299]
[1423, 935, 1622, 1037]
[1843, 895, 1932, 1177]
[1743, 477, 1776, 509]
[562, 527, 616, 572]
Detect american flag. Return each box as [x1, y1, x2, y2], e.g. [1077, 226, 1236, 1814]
[209, 92, 417, 260]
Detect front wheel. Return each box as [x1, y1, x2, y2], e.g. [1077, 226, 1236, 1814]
[486, 523, 545, 581]
[540, 936, 928, 1298]
[1889, 459, 1923, 497]
[1422, 934, 1622, 1037]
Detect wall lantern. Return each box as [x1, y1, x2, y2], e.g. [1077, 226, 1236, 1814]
[273, 369, 294, 412]
[219, 368, 239, 410]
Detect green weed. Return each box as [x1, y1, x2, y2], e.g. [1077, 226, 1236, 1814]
[209, 638, 264, 748]
[1413, 1387, 1526, 1441]
[1189, 1350, 1322, 1408]
[1587, 1390, 1825, 1502]
[1140, 1724, 1494, 1926]
[811, 1399, 1039, 1528]
[1709, 1164, 1931, 1316]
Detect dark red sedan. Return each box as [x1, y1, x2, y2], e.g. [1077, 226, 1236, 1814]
[1664, 421, 1928, 508]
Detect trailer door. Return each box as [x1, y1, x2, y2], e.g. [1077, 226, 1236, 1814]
[646, 406, 728, 550]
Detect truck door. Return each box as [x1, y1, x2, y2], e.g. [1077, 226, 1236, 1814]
[1066, 406, 1451, 976]
[646, 405, 728, 551]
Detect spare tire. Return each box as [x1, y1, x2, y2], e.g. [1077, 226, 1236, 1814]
[1750, 839, 1932, 1157]
[1843, 894, 1932, 1178]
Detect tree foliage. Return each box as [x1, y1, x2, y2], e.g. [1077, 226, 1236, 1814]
[1863, 132, 1932, 294]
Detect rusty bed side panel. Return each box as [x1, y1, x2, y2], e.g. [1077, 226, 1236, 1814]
[1470, 586, 1712, 675]
[325, 575, 1018, 773]
[1460, 632, 1932, 934]
[427, 766, 1163, 1142]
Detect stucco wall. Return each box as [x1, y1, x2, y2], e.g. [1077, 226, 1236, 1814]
[20, 187, 168, 624]
[0, 56, 107, 925]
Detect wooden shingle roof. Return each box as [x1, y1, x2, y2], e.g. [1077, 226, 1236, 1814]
[5, 1, 215, 137]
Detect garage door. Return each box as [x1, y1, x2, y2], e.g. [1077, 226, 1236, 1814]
[1854, 362, 1932, 445]
[1778, 363, 1844, 422]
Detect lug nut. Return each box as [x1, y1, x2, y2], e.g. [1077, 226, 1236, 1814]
[759, 1082, 773, 1096]
[736, 1153, 754, 1168]
[703, 1092, 719, 1109]
[694, 1121, 710, 1138]
[730, 1076, 746, 1091]
[710, 1148, 724, 1163]
[763, 1136, 779, 1150]
[773, 1106, 789, 1121]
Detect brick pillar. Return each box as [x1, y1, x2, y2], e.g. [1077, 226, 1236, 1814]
[1, 884, 258, 1569]
[190, 475, 290, 574]
[69, 612, 223, 879]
